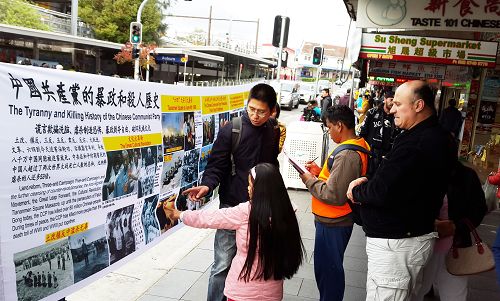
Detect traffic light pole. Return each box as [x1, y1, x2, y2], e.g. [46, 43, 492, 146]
[276, 16, 285, 82]
[134, 0, 149, 80]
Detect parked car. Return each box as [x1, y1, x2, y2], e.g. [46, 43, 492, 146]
[299, 84, 315, 104]
[279, 82, 300, 110]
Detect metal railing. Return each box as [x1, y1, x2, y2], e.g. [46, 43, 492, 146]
[179, 78, 264, 87]
[29, 4, 94, 38]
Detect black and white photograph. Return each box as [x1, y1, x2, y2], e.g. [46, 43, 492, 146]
[156, 194, 179, 234]
[181, 149, 200, 187]
[202, 115, 216, 146]
[106, 204, 136, 265]
[14, 239, 73, 301]
[177, 183, 209, 212]
[162, 112, 185, 154]
[157, 145, 163, 163]
[230, 111, 239, 120]
[184, 112, 196, 151]
[160, 151, 184, 194]
[68, 226, 109, 283]
[138, 146, 159, 198]
[199, 144, 212, 173]
[142, 195, 161, 244]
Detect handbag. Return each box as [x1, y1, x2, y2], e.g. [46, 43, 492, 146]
[445, 219, 495, 276]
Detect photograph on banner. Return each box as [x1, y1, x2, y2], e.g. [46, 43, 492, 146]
[199, 144, 213, 173]
[142, 195, 161, 244]
[138, 145, 160, 199]
[157, 193, 178, 234]
[184, 112, 196, 151]
[102, 146, 159, 201]
[176, 183, 209, 212]
[162, 112, 185, 154]
[181, 149, 200, 187]
[215, 112, 230, 138]
[106, 204, 136, 265]
[202, 115, 216, 146]
[14, 239, 73, 301]
[194, 111, 203, 149]
[68, 225, 109, 283]
[160, 151, 184, 194]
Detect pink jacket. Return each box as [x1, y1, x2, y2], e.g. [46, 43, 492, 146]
[182, 202, 283, 301]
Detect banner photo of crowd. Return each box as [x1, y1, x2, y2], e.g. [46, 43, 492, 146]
[0, 63, 250, 301]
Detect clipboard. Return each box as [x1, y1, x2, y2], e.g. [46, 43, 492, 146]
[283, 150, 308, 175]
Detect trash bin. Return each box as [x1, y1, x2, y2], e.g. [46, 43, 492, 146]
[281, 121, 327, 189]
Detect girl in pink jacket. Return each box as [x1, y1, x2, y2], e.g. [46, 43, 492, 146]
[165, 163, 304, 301]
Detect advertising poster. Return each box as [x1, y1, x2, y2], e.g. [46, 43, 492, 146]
[0, 63, 251, 301]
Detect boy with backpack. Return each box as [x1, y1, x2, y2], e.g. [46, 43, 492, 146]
[182, 83, 280, 301]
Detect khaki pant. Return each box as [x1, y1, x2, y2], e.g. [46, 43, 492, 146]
[366, 233, 437, 301]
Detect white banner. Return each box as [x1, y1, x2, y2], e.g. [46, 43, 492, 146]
[356, 0, 500, 32]
[0, 63, 250, 301]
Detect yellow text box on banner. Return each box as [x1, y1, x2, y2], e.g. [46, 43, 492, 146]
[45, 222, 88, 243]
[229, 93, 245, 110]
[103, 133, 162, 151]
[202, 95, 230, 114]
[161, 95, 201, 112]
[243, 91, 249, 101]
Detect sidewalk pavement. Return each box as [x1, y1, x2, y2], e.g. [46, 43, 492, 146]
[67, 189, 500, 301]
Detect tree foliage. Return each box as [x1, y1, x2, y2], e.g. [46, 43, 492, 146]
[0, 0, 50, 31]
[114, 42, 157, 69]
[79, 0, 170, 44]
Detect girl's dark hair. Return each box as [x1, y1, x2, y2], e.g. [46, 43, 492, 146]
[239, 163, 304, 282]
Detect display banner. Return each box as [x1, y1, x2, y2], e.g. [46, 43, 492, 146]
[356, 0, 500, 32]
[369, 60, 447, 80]
[0, 63, 250, 301]
[360, 33, 499, 68]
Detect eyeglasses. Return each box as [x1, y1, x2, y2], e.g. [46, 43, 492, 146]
[246, 106, 269, 118]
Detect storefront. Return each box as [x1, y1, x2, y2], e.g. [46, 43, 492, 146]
[360, 32, 498, 164]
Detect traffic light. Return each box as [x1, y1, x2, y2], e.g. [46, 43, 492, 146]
[312, 46, 323, 65]
[281, 50, 288, 68]
[130, 22, 142, 44]
[272, 16, 290, 48]
[132, 45, 140, 59]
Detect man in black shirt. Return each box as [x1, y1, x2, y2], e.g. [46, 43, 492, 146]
[347, 80, 455, 300]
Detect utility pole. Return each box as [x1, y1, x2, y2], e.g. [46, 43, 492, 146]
[276, 16, 286, 82]
[134, 0, 149, 81]
[207, 6, 212, 46]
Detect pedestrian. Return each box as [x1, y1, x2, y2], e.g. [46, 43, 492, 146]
[337, 88, 352, 108]
[347, 80, 455, 300]
[165, 163, 304, 301]
[320, 88, 332, 121]
[439, 98, 463, 144]
[300, 105, 370, 301]
[271, 104, 286, 153]
[48, 254, 52, 270]
[81, 238, 89, 266]
[302, 100, 321, 122]
[413, 160, 487, 301]
[356, 94, 372, 125]
[48, 271, 52, 288]
[57, 254, 61, 269]
[182, 83, 280, 301]
[62, 253, 66, 270]
[53, 272, 58, 288]
[42, 271, 47, 287]
[358, 90, 398, 174]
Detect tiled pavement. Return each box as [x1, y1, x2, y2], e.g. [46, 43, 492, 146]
[68, 190, 500, 301]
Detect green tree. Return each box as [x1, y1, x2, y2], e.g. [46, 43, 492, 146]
[0, 0, 50, 31]
[79, 0, 169, 44]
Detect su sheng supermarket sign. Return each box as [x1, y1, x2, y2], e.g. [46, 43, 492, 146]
[360, 33, 499, 68]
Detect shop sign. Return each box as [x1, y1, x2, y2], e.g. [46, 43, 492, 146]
[369, 60, 446, 79]
[478, 101, 497, 124]
[360, 33, 498, 68]
[357, 0, 500, 32]
[155, 55, 187, 64]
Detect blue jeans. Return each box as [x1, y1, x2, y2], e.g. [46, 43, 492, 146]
[493, 225, 500, 286]
[314, 221, 353, 301]
[207, 204, 237, 301]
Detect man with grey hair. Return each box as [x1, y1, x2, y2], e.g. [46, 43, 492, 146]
[347, 80, 455, 300]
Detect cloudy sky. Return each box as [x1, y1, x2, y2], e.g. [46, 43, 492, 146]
[164, 0, 352, 50]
